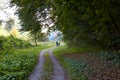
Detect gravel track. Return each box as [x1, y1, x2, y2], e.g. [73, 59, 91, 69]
[28, 49, 49, 80]
[28, 47, 67, 80]
[48, 47, 67, 80]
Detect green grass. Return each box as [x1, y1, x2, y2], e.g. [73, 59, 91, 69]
[53, 45, 88, 80]
[0, 43, 54, 80]
[53, 43, 103, 56]
[53, 44, 120, 80]
[53, 45, 106, 80]
[42, 53, 53, 80]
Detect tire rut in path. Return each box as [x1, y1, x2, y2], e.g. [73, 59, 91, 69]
[28, 49, 48, 80]
[28, 47, 68, 80]
[48, 47, 68, 80]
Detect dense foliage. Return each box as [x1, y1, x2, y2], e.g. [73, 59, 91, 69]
[50, 0, 120, 50]
[0, 42, 54, 80]
[11, 0, 49, 46]
[0, 52, 36, 80]
[0, 36, 31, 51]
[11, 0, 120, 51]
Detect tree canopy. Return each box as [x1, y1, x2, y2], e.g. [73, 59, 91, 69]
[11, 0, 120, 50]
[11, 0, 47, 46]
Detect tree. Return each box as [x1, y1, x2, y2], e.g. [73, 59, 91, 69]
[11, 0, 120, 50]
[11, 0, 51, 46]
[5, 19, 14, 31]
[49, 0, 120, 50]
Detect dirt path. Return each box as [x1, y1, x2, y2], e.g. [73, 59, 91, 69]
[28, 49, 49, 80]
[28, 47, 67, 80]
[48, 47, 67, 80]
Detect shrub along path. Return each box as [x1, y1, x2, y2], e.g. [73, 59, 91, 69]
[28, 47, 68, 80]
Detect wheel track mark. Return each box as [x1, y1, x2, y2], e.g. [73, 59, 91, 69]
[48, 47, 68, 80]
[28, 49, 48, 80]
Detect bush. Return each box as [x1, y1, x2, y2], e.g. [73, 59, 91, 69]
[0, 35, 31, 51]
[0, 52, 36, 80]
[0, 43, 53, 80]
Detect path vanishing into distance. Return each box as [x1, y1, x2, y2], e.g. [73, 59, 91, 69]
[28, 47, 68, 80]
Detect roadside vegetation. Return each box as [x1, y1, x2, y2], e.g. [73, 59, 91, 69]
[53, 45, 88, 80]
[53, 44, 120, 80]
[0, 36, 53, 80]
[0, 0, 120, 79]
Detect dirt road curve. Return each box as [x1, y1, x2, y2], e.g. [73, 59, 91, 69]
[28, 49, 48, 80]
[28, 47, 68, 80]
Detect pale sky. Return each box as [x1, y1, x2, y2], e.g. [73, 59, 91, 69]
[0, 0, 20, 28]
[0, 0, 53, 33]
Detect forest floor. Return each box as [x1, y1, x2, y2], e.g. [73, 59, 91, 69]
[64, 53, 120, 80]
[28, 47, 68, 80]
[53, 45, 120, 80]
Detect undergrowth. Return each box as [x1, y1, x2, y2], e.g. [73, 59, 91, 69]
[53, 44, 120, 80]
[0, 43, 53, 80]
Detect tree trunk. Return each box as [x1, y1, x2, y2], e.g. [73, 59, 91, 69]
[34, 33, 37, 46]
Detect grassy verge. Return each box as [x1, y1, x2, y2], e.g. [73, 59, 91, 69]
[42, 53, 53, 80]
[0, 43, 53, 80]
[53, 45, 88, 80]
[53, 45, 120, 80]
